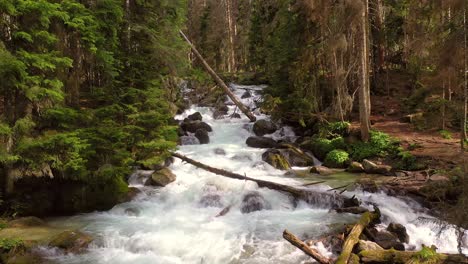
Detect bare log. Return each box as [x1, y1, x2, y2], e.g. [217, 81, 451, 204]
[283, 230, 332, 264]
[359, 248, 468, 264]
[335, 211, 379, 264]
[179, 30, 256, 122]
[171, 152, 344, 207]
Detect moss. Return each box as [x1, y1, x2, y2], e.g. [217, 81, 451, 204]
[324, 150, 350, 168]
[268, 153, 291, 170]
[395, 151, 425, 171]
[350, 131, 396, 161]
[318, 121, 351, 138]
[0, 238, 24, 252]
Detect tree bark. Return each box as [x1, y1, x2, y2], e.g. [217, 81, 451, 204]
[283, 230, 332, 264]
[359, 249, 468, 264]
[462, 7, 467, 150]
[335, 211, 379, 264]
[179, 30, 256, 122]
[359, 0, 371, 142]
[171, 152, 344, 207]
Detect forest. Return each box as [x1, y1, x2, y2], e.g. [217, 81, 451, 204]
[0, 0, 467, 263]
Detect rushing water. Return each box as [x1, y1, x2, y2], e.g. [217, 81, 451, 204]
[46, 84, 467, 264]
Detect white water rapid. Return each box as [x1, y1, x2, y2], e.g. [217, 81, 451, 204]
[46, 84, 467, 264]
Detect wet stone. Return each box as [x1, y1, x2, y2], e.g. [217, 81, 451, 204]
[240, 191, 271, 214]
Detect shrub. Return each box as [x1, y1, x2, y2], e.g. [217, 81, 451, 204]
[309, 138, 334, 160]
[439, 130, 452, 139]
[350, 131, 396, 161]
[324, 150, 349, 168]
[395, 151, 425, 171]
[318, 121, 351, 138]
[0, 238, 24, 252]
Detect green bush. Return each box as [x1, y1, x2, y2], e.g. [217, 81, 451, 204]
[350, 131, 396, 161]
[330, 136, 346, 150]
[324, 150, 350, 168]
[318, 121, 351, 138]
[439, 130, 452, 139]
[309, 138, 334, 160]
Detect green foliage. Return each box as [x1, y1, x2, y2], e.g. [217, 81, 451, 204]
[350, 131, 395, 161]
[319, 121, 351, 138]
[395, 150, 425, 171]
[439, 130, 452, 139]
[410, 245, 440, 264]
[324, 150, 350, 168]
[0, 238, 24, 252]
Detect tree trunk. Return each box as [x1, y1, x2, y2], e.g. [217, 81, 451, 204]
[171, 152, 344, 207]
[359, 0, 371, 142]
[283, 230, 332, 264]
[462, 7, 467, 150]
[359, 249, 468, 264]
[179, 30, 257, 122]
[335, 211, 379, 264]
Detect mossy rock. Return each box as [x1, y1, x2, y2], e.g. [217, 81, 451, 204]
[324, 150, 350, 168]
[262, 149, 290, 170]
[149, 168, 176, 187]
[49, 231, 93, 253]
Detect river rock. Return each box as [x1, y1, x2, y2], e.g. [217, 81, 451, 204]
[195, 129, 210, 144]
[8, 217, 45, 228]
[280, 149, 313, 167]
[214, 148, 226, 155]
[120, 187, 141, 203]
[199, 185, 223, 208]
[240, 191, 271, 214]
[343, 196, 360, 208]
[362, 159, 393, 175]
[213, 104, 229, 119]
[181, 120, 212, 133]
[187, 112, 203, 121]
[148, 168, 176, 187]
[310, 166, 341, 175]
[262, 149, 291, 170]
[49, 231, 94, 253]
[124, 207, 140, 217]
[231, 113, 241, 119]
[387, 223, 409, 243]
[177, 127, 186, 137]
[369, 229, 405, 250]
[253, 120, 277, 136]
[357, 240, 384, 251]
[347, 161, 365, 173]
[241, 91, 252, 99]
[179, 135, 200, 145]
[246, 136, 278, 148]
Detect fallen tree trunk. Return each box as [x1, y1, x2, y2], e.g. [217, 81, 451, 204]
[171, 152, 344, 207]
[335, 211, 379, 264]
[359, 248, 468, 264]
[179, 30, 257, 122]
[283, 230, 332, 264]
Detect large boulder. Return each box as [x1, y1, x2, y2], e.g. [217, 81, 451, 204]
[253, 120, 277, 136]
[387, 223, 409, 243]
[280, 149, 313, 167]
[362, 159, 393, 175]
[181, 120, 212, 133]
[369, 229, 405, 250]
[213, 104, 229, 119]
[240, 191, 270, 214]
[148, 168, 176, 187]
[49, 231, 94, 253]
[262, 149, 291, 170]
[199, 185, 223, 208]
[195, 129, 210, 144]
[187, 112, 203, 121]
[246, 136, 278, 149]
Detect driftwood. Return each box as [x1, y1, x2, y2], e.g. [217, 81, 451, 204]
[171, 152, 344, 207]
[179, 30, 257, 122]
[283, 230, 332, 264]
[335, 211, 380, 264]
[359, 248, 468, 264]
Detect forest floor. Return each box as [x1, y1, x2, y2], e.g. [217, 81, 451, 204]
[367, 93, 467, 170]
